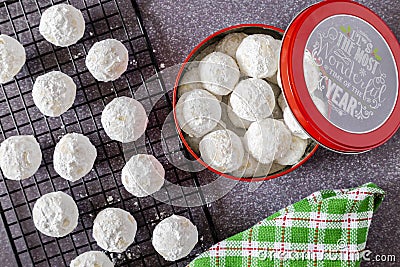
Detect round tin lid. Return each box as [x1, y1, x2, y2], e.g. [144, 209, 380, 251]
[280, 0, 400, 153]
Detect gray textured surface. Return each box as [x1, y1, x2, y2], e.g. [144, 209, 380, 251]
[0, 0, 399, 266]
[137, 0, 400, 266]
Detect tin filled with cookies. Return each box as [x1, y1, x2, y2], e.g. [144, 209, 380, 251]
[173, 0, 400, 181]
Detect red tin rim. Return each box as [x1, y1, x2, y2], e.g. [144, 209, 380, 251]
[172, 24, 319, 182]
[280, 0, 400, 153]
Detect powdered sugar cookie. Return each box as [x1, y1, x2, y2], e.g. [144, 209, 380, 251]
[121, 154, 165, 197]
[178, 67, 222, 101]
[230, 78, 276, 121]
[70, 251, 113, 267]
[0, 135, 42, 180]
[93, 208, 137, 253]
[176, 89, 221, 138]
[244, 119, 291, 164]
[304, 49, 321, 93]
[33, 191, 78, 237]
[226, 102, 251, 129]
[283, 107, 309, 140]
[199, 129, 244, 173]
[86, 39, 129, 82]
[152, 215, 198, 261]
[32, 71, 76, 117]
[275, 135, 308, 165]
[199, 52, 240, 95]
[236, 35, 281, 78]
[0, 34, 26, 84]
[230, 152, 271, 178]
[53, 133, 97, 182]
[101, 96, 148, 143]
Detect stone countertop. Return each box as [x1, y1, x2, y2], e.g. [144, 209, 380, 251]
[1, 0, 399, 266]
[136, 0, 400, 266]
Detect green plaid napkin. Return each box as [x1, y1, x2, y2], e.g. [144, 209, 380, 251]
[189, 183, 384, 267]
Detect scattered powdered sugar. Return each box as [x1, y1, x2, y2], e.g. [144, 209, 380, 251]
[92, 208, 137, 253]
[106, 195, 114, 203]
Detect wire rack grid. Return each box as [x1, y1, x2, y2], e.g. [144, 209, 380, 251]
[0, 0, 218, 266]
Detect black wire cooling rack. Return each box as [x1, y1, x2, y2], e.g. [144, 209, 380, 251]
[0, 0, 218, 266]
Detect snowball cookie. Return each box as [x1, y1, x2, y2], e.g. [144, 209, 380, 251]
[176, 89, 221, 138]
[230, 78, 276, 121]
[199, 129, 244, 173]
[152, 215, 198, 261]
[0, 135, 41, 180]
[230, 152, 271, 178]
[0, 35, 26, 84]
[303, 49, 320, 93]
[236, 34, 281, 78]
[244, 119, 291, 164]
[121, 154, 165, 197]
[32, 71, 76, 117]
[70, 251, 114, 267]
[199, 52, 240, 95]
[93, 208, 137, 253]
[86, 39, 129, 82]
[227, 102, 251, 129]
[283, 107, 309, 140]
[33, 191, 78, 237]
[275, 135, 308, 165]
[39, 4, 85, 47]
[101, 96, 148, 143]
[53, 133, 97, 182]
[215, 32, 248, 59]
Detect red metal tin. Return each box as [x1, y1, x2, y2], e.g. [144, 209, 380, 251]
[280, 0, 400, 153]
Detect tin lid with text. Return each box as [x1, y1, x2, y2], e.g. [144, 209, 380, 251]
[279, 0, 400, 153]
